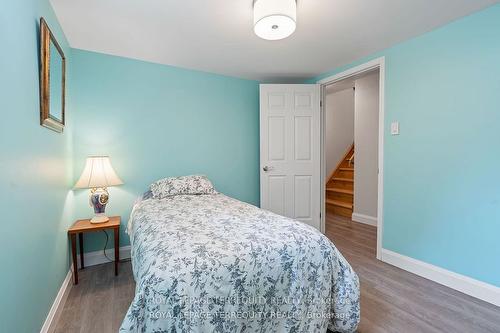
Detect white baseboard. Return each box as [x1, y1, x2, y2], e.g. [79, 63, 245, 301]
[77, 245, 131, 269]
[40, 269, 72, 333]
[351, 213, 377, 226]
[380, 249, 500, 307]
[41, 245, 132, 332]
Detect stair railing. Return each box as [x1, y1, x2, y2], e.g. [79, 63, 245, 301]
[348, 154, 354, 167]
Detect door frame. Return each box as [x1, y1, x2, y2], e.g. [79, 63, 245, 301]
[317, 57, 385, 260]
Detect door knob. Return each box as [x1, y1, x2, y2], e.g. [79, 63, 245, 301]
[263, 166, 273, 172]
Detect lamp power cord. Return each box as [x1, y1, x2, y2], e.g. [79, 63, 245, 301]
[102, 230, 131, 263]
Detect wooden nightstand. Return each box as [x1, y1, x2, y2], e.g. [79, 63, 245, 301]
[68, 216, 121, 284]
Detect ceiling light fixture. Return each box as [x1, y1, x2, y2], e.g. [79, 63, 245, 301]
[254, 0, 296, 41]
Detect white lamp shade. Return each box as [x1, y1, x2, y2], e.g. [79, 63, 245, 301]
[75, 156, 123, 189]
[254, 0, 296, 40]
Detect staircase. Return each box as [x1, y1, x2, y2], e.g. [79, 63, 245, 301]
[326, 144, 354, 218]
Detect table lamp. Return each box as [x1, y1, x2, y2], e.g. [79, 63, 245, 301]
[75, 156, 123, 223]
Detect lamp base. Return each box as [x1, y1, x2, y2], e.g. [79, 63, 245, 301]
[89, 187, 110, 224]
[90, 214, 110, 224]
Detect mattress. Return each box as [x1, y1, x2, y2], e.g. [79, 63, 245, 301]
[120, 193, 360, 332]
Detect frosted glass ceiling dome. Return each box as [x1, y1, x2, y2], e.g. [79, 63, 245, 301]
[254, 0, 297, 41]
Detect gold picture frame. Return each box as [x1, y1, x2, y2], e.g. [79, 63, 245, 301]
[40, 17, 66, 133]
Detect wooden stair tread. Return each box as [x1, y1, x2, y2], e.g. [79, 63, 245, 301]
[332, 177, 354, 182]
[326, 144, 355, 218]
[326, 187, 354, 195]
[325, 199, 353, 209]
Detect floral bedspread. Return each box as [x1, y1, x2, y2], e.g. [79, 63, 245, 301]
[120, 194, 360, 333]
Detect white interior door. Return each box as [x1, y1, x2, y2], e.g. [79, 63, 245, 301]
[260, 84, 321, 230]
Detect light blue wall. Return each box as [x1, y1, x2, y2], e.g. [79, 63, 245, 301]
[311, 4, 500, 287]
[70, 50, 260, 252]
[0, 1, 74, 332]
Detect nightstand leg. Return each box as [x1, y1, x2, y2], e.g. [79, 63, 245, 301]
[70, 233, 78, 285]
[79, 233, 84, 269]
[114, 227, 119, 276]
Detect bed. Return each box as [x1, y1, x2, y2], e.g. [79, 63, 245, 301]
[120, 178, 360, 333]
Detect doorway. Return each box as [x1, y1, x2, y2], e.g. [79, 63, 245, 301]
[319, 57, 385, 259]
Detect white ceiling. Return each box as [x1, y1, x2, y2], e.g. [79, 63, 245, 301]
[50, 0, 498, 82]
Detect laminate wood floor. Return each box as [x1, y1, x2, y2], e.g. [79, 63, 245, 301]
[53, 260, 135, 333]
[325, 212, 500, 333]
[54, 212, 500, 333]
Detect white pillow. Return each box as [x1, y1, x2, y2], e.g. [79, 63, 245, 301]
[150, 175, 217, 199]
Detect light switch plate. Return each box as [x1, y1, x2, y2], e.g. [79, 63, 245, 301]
[391, 122, 400, 135]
